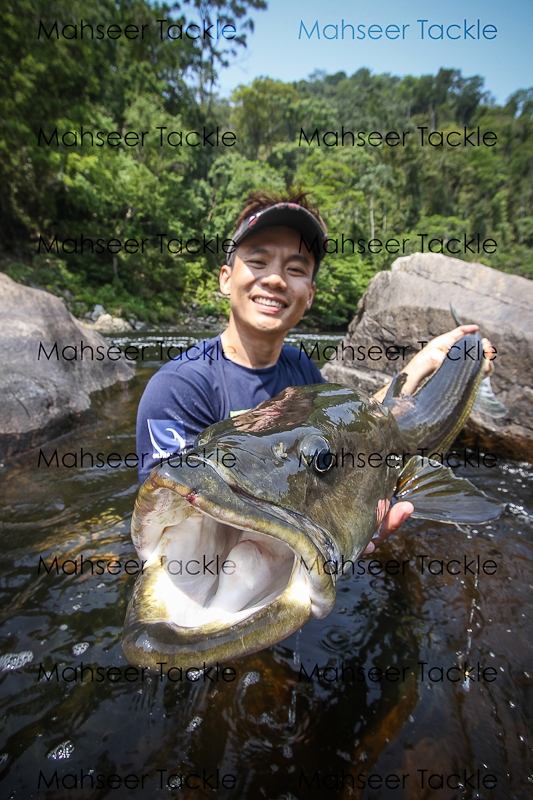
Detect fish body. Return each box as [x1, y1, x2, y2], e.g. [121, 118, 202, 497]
[123, 333, 502, 668]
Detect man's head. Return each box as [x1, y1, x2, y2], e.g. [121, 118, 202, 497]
[227, 191, 327, 276]
[219, 191, 327, 337]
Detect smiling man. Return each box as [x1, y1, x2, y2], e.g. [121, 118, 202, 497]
[136, 190, 487, 546]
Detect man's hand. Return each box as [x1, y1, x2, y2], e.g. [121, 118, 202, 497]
[363, 501, 414, 555]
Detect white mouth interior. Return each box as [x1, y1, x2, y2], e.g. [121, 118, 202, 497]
[150, 509, 308, 628]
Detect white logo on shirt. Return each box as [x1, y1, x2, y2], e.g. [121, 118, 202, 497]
[147, 419, 186, 459]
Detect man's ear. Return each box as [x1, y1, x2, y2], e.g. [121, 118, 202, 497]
[306, 282, 316, 309]
[219, 264, 232, 296]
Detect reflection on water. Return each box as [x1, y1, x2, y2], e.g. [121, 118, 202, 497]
[0, 332, 531, 799]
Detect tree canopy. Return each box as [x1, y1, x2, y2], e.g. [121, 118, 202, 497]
[1, 1, 531, 328]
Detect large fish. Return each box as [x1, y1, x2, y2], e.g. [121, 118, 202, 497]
[122, 332, 503, 669]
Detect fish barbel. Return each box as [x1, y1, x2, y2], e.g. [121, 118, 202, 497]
[122, 332, 502, 668]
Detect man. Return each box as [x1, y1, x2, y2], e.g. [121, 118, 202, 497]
[136, 191, 490, 551]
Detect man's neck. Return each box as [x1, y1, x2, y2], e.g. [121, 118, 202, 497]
[220, 319, 286, 368]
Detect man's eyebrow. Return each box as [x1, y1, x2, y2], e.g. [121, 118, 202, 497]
[244, 246, 313, 265]
[284, 253, 315, 270]
[244, 246, 270, 256]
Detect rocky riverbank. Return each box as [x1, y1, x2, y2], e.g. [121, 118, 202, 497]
[82, 303, 223, 334]
[0, 273, 135, 462]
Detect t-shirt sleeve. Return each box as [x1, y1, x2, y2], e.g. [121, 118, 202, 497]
[136, 364, 217, 483]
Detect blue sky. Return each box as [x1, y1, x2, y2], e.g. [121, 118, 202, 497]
[217, 0, 532, 103]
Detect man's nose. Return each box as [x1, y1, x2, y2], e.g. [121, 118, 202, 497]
[260, 268, 287, 288]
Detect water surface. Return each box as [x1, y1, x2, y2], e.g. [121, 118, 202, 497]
[0, 331, 531, 799]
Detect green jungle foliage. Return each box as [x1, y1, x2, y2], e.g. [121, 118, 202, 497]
[1, 1, 532, 328]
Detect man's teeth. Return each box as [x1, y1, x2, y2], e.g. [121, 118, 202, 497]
[254, 297, 285, 308]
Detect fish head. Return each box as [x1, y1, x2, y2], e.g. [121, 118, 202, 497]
[123, 384, 401, 668]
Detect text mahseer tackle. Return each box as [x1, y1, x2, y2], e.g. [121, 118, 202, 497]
[299, 127, 497, 148]
[298, 19, 497, 41]
[37, 19, 237, 41]
[37, 126, 236, 148]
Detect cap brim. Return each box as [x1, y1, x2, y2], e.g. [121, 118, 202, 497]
[230, 204, 326, 265]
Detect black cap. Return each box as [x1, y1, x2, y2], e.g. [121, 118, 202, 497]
[228, 202, 327, 269]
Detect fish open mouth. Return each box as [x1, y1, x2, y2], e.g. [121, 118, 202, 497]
[148, 508, 305, 630]
[123, 459, 338, 667]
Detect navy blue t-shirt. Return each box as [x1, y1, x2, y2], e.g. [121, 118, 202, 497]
[136, 335, 325, 481]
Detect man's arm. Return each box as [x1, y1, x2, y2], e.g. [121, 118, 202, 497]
[136, 366, 217, 483]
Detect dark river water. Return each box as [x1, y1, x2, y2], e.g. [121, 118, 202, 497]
[0, 331, 531, 799]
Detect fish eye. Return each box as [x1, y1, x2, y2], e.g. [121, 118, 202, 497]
[300, 435, 334, 474]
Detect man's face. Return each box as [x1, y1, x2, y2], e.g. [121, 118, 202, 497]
[219, 226, 316, 335]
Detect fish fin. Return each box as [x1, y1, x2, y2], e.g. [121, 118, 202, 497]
[473, 376, 507, 418]
[450, 303, 463, 327]
[449, 304, 507, 418]
[395, 455, 502, 524]
[382, 371, 409, 406]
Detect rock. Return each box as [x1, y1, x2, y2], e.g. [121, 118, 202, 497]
[88, 303, 106, 321]
[321, 253, 533, 461]
[88, 313, 133, 333]
[0, 273, 135, 461]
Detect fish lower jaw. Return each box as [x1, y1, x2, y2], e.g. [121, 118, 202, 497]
[122, 558, 314, 670]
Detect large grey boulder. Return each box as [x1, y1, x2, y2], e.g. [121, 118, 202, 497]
[321, 253, 533, 461]
[0, 273, 135, 461]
